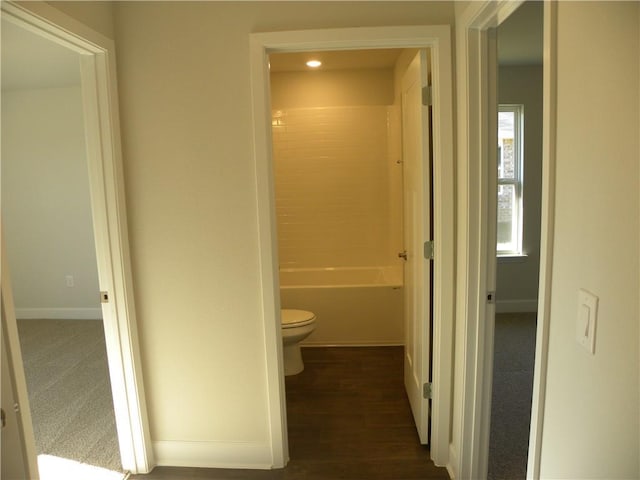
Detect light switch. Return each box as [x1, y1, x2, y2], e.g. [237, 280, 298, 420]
[576, 289, 598, 354]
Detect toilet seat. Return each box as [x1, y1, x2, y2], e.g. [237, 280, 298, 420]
[281, 309, 316, 329]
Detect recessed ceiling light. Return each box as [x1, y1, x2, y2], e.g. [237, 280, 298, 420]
[306, 60, 322, 68]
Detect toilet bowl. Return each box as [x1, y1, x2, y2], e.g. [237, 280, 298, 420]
[281, 309, 316, 376]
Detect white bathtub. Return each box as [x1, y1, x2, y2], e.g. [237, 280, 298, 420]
[279, 266, 404, 346]
[279, 266, 402, 289]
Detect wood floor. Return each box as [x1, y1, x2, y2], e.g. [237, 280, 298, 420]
[132, 347, 449, 480]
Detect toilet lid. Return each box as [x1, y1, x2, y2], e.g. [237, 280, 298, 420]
[281, 309, 316, 328]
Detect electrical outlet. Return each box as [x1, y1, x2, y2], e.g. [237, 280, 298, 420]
[576, 289, 598, 354]
[65, 275, 74, 287]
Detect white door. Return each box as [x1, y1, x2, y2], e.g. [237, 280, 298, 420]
[401, 50, 432, 444]
[1, 246, 40, 479]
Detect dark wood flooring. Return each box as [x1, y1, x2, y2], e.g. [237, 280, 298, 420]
[132, 347, 449, 479]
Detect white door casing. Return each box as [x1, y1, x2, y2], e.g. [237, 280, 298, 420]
[1, 1, 154, 474]
[452, 6, 505, 475]
[401, 50, 432, 444]
[250, 26, 454, 468]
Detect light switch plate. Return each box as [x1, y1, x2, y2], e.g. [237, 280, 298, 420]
[576, 289, 598, 354]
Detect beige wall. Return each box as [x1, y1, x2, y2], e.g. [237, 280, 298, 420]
[1, 87, 101, 319]
[496, 65, 543, 311]
[105, 0, 454, 462]
[540, 2, 639, 477]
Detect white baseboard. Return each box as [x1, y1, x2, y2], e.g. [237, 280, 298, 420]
[495, 299, 538, 313]
[15, 308, 102, 320]
[153, 440, 274, 469]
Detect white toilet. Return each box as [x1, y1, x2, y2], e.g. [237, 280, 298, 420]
[281, 309, 316, 376]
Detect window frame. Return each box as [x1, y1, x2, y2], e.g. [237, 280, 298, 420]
[497, 104, 524, 256]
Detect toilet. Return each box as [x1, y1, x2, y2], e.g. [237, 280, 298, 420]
[281, 309, 316, 376]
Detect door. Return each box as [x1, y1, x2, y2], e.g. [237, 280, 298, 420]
[2, 317, 33, 480]
[1, 245, 40, 479]
[401, 50, 432, 444]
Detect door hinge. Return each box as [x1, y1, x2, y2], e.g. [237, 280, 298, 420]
[421, 86, 432, 106]
[487, 291, 496, 304]
[423, 382, 432, 399]
[424, 240, 434, 260]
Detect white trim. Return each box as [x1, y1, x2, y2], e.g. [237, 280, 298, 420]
[527, 2, 557, 478]
[497, 103, 525, 256]
[482, 26, 500, 480]
[15, 308, 103, 320]
[1, 2, 153, 474]
[250, 26, 455, 469]
[495, 300, 538, 314]
[153, 441, 273, 470]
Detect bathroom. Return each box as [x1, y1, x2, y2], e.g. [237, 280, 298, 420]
[269, 48, 417, 349]
[267, 48, 441, 470]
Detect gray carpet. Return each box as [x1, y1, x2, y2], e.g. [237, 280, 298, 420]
[17, 319, 123, 472]
[488, 312, 537, 480]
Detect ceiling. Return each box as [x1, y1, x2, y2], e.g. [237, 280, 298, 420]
[1, 1, 542, 91]
[269, 49, 403, 73]
[1, 19, 80, 92]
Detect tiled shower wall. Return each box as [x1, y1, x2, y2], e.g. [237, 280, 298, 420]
[272, 105, 401, 269]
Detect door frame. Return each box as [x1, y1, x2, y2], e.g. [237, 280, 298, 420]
[1, 1, 154, 473]
[249, 26, 454, 468]
[454, 1, 556, 478]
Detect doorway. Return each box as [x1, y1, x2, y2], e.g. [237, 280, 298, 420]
[1, 15, 123, 479]
[249, 26, 454, 469]
[488, 3, 544, 479]
[454, 0, 555, 478]
[0, 2, 152, 476]
[267, 46, 431, 464]
[2, 15, 122, 478]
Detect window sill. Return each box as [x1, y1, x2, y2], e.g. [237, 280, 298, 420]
[497, 253, 528, 264]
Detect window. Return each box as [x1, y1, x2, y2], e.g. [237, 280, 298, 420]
[497, 105, 523, 255]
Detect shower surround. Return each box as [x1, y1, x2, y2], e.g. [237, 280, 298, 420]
[270, 65, 405, 346]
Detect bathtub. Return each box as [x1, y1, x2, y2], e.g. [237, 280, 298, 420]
[279, 266, 404, 346]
